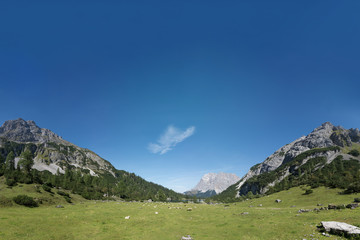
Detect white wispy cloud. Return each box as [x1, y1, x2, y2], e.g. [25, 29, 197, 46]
[148, 125, 195, 155]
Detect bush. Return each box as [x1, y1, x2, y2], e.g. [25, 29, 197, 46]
[42, 184, 52, 193]
[354, 198, 360, 203]
[57, 190, 72, 203]
[336, 204, 346, 210]
[13, 195, 38, 207]
[57, 190, 70, 197]
[349, 149, 360, 157]
[5, 178, 17, 187]
[64, 196, 72, 203]
[304, 189, 313, 195]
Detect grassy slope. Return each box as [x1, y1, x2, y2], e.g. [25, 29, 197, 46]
[0, 177, 85, 206]
[1, 185, 360, 239]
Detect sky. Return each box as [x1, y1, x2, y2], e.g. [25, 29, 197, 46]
[1, 1, 360, 192]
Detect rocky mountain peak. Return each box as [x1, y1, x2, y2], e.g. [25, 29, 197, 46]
[234, 122, 360, 197]
[0, 118, 70, 145]
[191, 172, 240, 194]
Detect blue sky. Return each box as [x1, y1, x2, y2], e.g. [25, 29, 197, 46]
[1, 1, 360, 192]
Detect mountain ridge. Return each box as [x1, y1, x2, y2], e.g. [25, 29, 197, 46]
[0, 118, 184, 201]
[0, 118, 115, 177]
[213, 122, 360, 201]
[0, 118, 72, 146]
[185, 172, 240, 197]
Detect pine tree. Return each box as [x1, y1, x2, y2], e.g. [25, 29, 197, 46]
[5, 151, 15, 172]
[18, 149, 34, 173]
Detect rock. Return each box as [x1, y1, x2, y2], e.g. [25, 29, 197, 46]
[319, 221, 360, 236]
[330, 131, 352, 147]
[328, 204, 336, 209]
[275, 199, 282, 203]
[290, 205, 296, 208]
[56, 205, 64, 208]
[241, 212, 249, 215]
[125, 216, 130, 219]
[298, 209, 311, 213]
[181, 235, 193, 240]
[258, 204, 262, 207]
[187, 208, 192, 211]
[155, 212, 158, 214]
[317, 203, 323, 206]
[346, 203, 358, 209]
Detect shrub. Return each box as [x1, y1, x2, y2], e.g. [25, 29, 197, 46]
[64, 196, 72, 203]
[304, 189, 313, 195]
[42, 184, 52, 193]
[57, 191, 70, 197]
[13, 195, 38, 207]
[336, 204, 346, 210]
[354, 198, 360, 203]
[349, 149, 360, 157]
[5, 178, 17, 187]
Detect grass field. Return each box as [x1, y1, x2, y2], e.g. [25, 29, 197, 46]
[1, 184, 360, 239]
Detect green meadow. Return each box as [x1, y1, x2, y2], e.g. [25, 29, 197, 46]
[1, 185, 360, 240]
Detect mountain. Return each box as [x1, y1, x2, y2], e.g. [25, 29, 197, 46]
[0, 118, 115, 176]
[213, 122, 360, 201]
[185, 172, 240, 197]
[0, 118, 184, 201]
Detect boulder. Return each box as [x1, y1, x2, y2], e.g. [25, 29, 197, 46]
[319, 221, 360, 237]
[346, 203, 359, 209]
[275, 199, 282, 203]
[124, 216, 130, 219]
[181, 235, 193, 240]
[298, 209, 311, 213]
[328, 204, 336, 209]
[56, 205, 64, 208]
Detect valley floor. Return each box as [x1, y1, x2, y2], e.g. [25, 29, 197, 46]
[1, 186, 360, 239]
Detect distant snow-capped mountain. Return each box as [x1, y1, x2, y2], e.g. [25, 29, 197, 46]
[185, 172, 240, 197]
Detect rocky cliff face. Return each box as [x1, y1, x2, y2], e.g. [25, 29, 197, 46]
[185, 172, 240, 197]
[0, 118, 115, 176]
[234, 122, 360, 197]
[0, 118, 71, 145]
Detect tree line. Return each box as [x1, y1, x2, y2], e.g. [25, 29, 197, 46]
[0, 141, 184, 201]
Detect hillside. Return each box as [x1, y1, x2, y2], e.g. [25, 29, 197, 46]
[0, 176, 87, 207]
[213, 122, 360, 202]
[0, 118, 184, 201]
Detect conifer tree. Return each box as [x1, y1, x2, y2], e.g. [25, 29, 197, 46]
[5, 151, 15, 172]
[18, 149, 34, 173]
